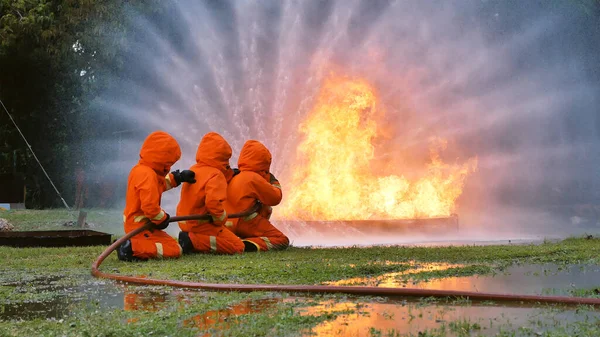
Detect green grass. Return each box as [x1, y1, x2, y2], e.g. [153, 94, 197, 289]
[1, 236, 599, 285]
[1, 209, 600, 336]
[0, 208, 122, 232]
[0, 292, 340, 337]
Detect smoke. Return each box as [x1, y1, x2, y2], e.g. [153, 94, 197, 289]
[94, 0, 600, 244]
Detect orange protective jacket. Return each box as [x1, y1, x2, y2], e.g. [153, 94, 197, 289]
[225, 140, 282, 216]
[123, 131, 182, 233]
[177, 132, 233, 228]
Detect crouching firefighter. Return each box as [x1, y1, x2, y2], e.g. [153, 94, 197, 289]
[177, 132, 245, 255]
[225, 140, 289, 252]
[118, 131, 196, 261]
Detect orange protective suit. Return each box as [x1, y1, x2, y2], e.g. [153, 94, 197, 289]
[225, 140, 289, 251]
[123, 131, 183, 260]
[176, 132, 244, 254]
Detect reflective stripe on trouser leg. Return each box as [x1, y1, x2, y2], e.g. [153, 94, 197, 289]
[210, 236, 217, 252]
[155, 243, 164, 258]
[261, 237, 273, 250]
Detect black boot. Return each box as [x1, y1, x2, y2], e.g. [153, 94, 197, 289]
[117, 240, 144, 262]
[178, 231, 194, 254]
[242, 240, 260, 252]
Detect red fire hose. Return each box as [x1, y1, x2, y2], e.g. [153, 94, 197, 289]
[92, 212, 600, 306]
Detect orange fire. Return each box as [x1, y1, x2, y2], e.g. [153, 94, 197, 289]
[279, 76, 477, 220]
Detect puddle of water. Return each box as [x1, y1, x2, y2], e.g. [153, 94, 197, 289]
[183, 298, 280, 337]
[2, 263, 599, 328]
[170, 295, 600, 337]
[413, 264, 600, 296]
[0, 276, 124, 321]
[299, 299, 600, 337]
[0, 297, 72, 321]
[326, 263, 600, 296]
[325, 262, 464, 287]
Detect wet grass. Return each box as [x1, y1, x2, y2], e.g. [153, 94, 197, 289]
[0, 208, 122, 231]
[400, 265, 494, 282]
[0, 292, 339, 337]
[1, 209, 600, 335]
[2, 236, 598, 285]
[103, 235, 600, 284]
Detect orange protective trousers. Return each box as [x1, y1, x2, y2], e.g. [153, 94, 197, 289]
[232, 215, 289, 251]
[130, 229, 182, 260]
[185, 223, 244, 255]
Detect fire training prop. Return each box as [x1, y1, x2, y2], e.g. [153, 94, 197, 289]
[92, 212, 600, 306]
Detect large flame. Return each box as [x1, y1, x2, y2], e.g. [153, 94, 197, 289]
[279, 76, 478, 220]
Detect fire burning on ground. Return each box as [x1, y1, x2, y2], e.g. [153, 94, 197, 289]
[279, 76, 478, 221]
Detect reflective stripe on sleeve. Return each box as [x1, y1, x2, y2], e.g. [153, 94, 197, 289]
[243, 212, 258, 221]
[272, 183, 281, 189]
[212, 211, 227, 223]
[165, 174, 173, 190]
[151, 210, 166, 221]
[134, 215, 148, 223]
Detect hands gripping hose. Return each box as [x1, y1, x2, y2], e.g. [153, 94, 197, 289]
[92, 210, 600, 306]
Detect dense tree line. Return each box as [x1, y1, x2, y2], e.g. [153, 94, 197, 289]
[0, 0, 166, 208]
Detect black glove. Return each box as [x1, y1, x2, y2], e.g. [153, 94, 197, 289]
[154, 213, 170, 230]
[233, 168, 241, 177]
[269, 172, 278, 184]
[172, 169, 196, 184]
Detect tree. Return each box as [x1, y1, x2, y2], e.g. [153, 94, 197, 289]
[0, 0, 156, 208]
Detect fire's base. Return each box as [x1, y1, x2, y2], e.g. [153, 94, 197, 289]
[274, 214, 459, 236]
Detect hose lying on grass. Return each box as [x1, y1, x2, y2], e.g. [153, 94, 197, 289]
[92, 211, 600, 306]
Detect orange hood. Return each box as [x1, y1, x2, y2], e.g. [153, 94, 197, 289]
[196, 132, 232, 173]
[238, 140, 272, 173]
[139, 131, 181, 175]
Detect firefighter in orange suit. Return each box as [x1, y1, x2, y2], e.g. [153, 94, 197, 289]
[225, 140, 289, 252]
[118, 131, 196, 261]
[177, 132, 245, 254]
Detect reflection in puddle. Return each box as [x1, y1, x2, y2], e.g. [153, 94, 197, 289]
[123, 289, 196, 312]
[326, 263, 600, 296]
[183, 298, 281, 337]
[413, 264, 600, 296]
[124, 292, 169, 312]
[299, 299, 600, 337]
[325, 262, 464, 287]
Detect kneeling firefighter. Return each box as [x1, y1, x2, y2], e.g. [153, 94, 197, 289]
[118, 131, 196, 261]
[225, 140, 289, 252]
[176, 132, 245, 254]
